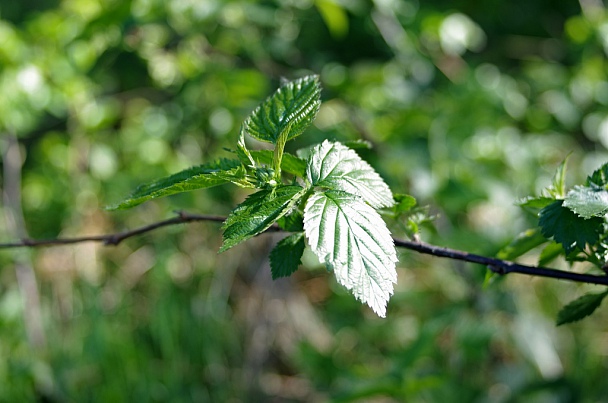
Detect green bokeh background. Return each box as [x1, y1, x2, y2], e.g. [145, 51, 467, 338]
[1, 0, 608, 401]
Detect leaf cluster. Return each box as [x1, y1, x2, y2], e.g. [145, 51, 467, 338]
[110, 76, 409, 317]
[500, 159, 608, 324]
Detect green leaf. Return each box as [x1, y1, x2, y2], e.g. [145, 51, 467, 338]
[518, 196, 555, 210]
[250, 150, 307, 177]
[586, 162, 608, 187]
[497, 228, 547, 260]
[270, 233, 305, 279]
[220, 185, 305, 252]
[556, 290, 608, 326]
[244, 75, 321, 144]
[538, 241, 564, 266]
[547, 156, 569, 198]
[563, 185, 608, 219]
[306, 140, 394, 208]
[303, 190, 398, 317]
[236, 126, 256, 168]
[108, 159, 250, 210]
[277, 211, 304, 232]
[538, 200, 603, 254]
[392, 194, 417, 213]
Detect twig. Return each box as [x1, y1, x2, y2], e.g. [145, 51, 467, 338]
[1, 211, 607, 286]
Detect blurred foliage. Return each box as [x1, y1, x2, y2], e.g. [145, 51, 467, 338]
[1, 0, 608, 401]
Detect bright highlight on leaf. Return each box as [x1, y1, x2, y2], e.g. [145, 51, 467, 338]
[563, 185, 608, 219]
[303, 190, 398, 317]
[306, 140, 394, 208]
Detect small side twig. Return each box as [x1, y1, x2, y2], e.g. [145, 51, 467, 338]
[1, 211, 607, 286]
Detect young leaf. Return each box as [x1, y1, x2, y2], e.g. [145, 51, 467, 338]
[392, 194, 417, 213]
[563, 185, 608, 219]
[108, 159, 251, 210]
[538, 200, 603, 254]
[556, 290, 608, 326]
[303, 190, 398, 317]
[236, 126, 256, 168]
[547, 156, 569, 198]
[270, 233, 306, 279]
[220, 185, 305, 251]
[586, 162, 608, 187]
[497, 228, 547, 261]
[244, 75, 321, 144]
[306, 140, 394, 208]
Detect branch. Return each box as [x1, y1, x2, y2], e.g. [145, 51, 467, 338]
[1, 212, 607, 286]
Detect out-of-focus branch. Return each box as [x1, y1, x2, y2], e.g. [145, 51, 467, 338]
[2, 135, 47, 349]
[1, 211, 608, 286]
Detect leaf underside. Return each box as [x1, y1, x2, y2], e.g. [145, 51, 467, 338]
[563, 185, 608, 219]
[244, 75, 321, 144]
[306, 140, 394, 209]
[108, 159, 248, 210]
[556, 291, 608, 326]
[220, 185, 304, 252]
[304, 190, 398, 317]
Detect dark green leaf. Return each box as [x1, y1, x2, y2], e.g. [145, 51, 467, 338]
[563, 185, 608, 219]
[250, 150, 307, 177]
[108, 159, 250, 210]
[538, 200, 603, 254]
[586, 162, 608, 187]
[277, 211, 304, 232]
[556, 291, 608, 326]
[270, 233, 305, 279]
[220, 185, 305, 251]
[497, 228, 547, 260]
[244, 75, 321, 144]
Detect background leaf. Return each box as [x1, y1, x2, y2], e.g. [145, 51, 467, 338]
[538, 200, 603, 254]
[303, 190, 398, 317]
[108, 159, 250, 210]
[270, 233, 306, 279]
[221, 185, 304, 251]
[497, 228, 547, 260]
[556, 291, 608, 326]
[563, 185, 608, 218]
[306, 140, 394, 208]
[244, 75, 321, 144]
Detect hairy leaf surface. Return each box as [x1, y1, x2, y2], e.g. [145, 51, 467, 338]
[538, 200, 603, 254]
[221, 185, 304, 251]
[244, 75, 321, 144]
[109, 159, 250, 210]
[556, 291, 608, 326]
[306, 140, 394, 208]
[270, 233, 305, 279]
[303, 190, 398, 317]
[563, 185, 608, 219]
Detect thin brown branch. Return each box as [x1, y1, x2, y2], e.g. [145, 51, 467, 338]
[1, 211, 607, 286]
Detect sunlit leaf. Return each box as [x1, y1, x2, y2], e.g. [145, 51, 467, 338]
[563, 185, 608, 219]
[244, 75, 321, 144]
[220, 185, 305, 251]
[108, 159, 251, 210]
[303, 190, 398, 317]
[306, 140, 394, 208]
[556, 291, 608, 326]
[586, 162, 608, 187]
